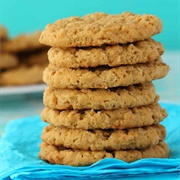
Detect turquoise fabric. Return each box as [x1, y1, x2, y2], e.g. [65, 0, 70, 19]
[0, 103, 180, 180]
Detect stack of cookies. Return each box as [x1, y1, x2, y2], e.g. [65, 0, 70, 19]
[39, 12, 170, 166]
[0, 26, 48, 86]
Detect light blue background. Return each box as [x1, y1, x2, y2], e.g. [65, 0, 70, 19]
[1, 0, 179, 50]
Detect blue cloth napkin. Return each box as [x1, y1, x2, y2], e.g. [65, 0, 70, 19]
[0, 103, 180, 180]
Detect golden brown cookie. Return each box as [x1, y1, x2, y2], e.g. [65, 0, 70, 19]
[1, 31, 45, 53]
[0, 65, 46, 86]
[39, 141, 112, 166]
[48, 39, 164, 68]
[39, 141, 168, 166]
[41, 124, 166, 151]
[43, 82, 158, 110]
[39, 12, 162, 47]
[41, 103, 167, 130]
[0, 25, 8, 40]
[25, 49, 48, 66]
[0, 53, 19, 69]
[18, 49, 49, 66]
[43, 60, 169, 89]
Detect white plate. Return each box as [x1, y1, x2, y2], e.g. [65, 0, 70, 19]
[0, 84, 47, 96]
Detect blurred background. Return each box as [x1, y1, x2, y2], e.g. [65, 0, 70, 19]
[1, 0, 179, 50]
[0, 0, 179, 133]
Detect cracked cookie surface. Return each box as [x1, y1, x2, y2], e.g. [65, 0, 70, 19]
[39, 142, 168, 166]
[41, 124, 166, 151]
[41, 103, 167, 130]
[48, 39, 164, 68]
[43, 82, 158, 110]
[43, 60, 169, 89]
[39, 12, 162, 47]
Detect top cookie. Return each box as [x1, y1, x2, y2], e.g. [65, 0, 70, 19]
[39, 12, 162, 47]
[1, 31, 45, 53]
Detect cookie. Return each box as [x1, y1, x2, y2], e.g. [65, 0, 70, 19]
[39, 12, 162, 47]
[39, 141, 112, 166]
[43, 82, 158, 110]
[44, 60, 169, 89]
[41, 103, 167, 130]
[0, 53, 19, 69]
[41, 124, 166, 151]
[0, 25, 8, 40]
[48, 39, 164, 68]
[1, 31, 45, 53]
[18, 49, 49, 66]
[39, 141, 168, 166]
[0, 65, 46, 86]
